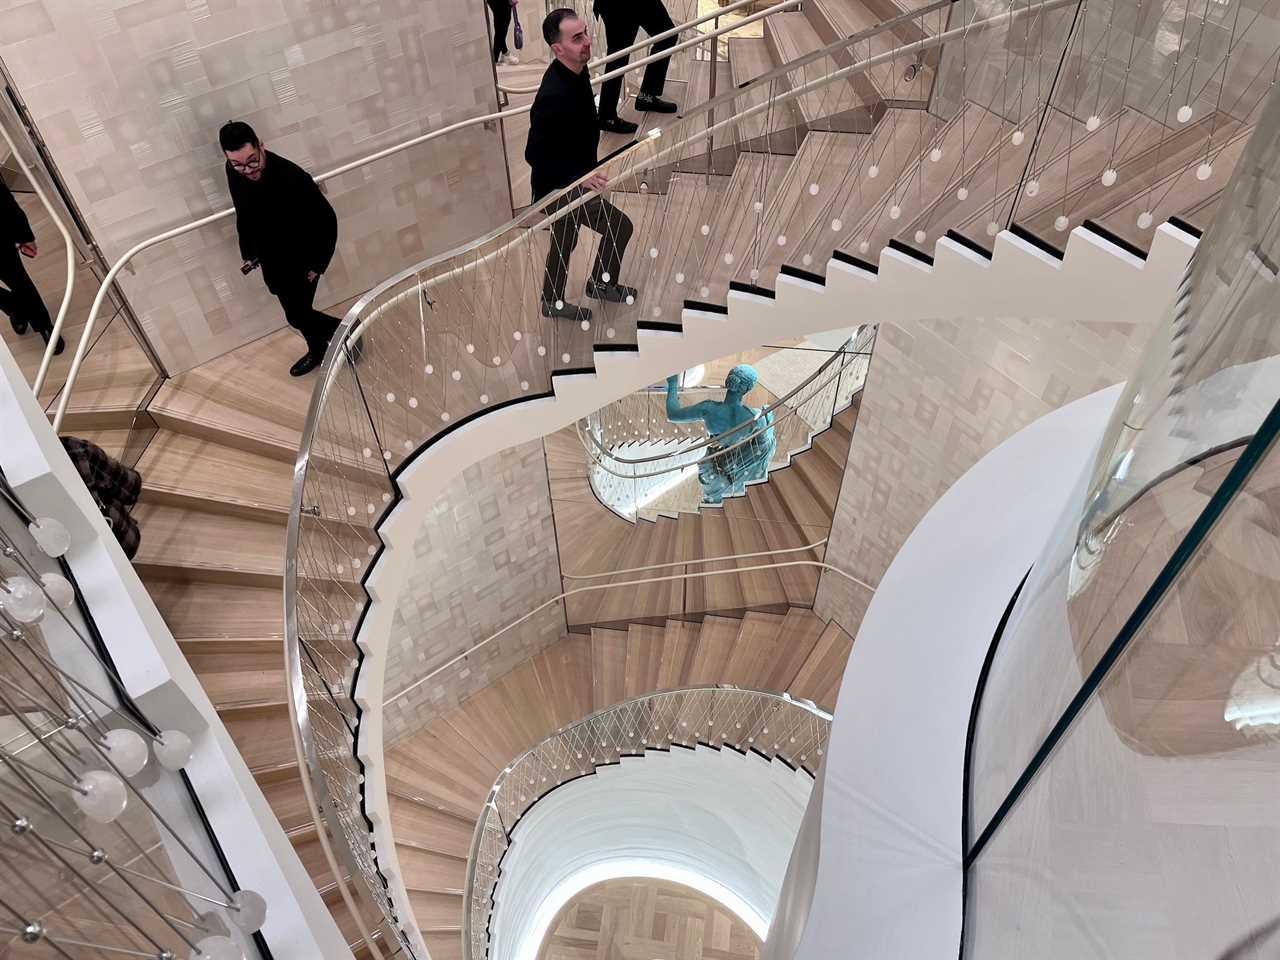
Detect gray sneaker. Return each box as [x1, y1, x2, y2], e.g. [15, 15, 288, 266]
[541, 299, 593, 322]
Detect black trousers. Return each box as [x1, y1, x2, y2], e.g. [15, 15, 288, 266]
[274, 273, 340, 359]
[0, 242, 52, 334]
[542, 188, 634, 304]
[487, 0, 512, 60]
[597, 0, 677, 120]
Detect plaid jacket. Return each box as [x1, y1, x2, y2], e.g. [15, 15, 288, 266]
[61, 436, 141, 558]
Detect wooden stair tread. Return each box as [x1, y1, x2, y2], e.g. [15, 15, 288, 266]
[723, 611, 787, 686]
[133, 501, 285, 583]
[397, 844, 467, 894]
[790, 620, 856, 708]
[591, 626, 630, 710]
[389, 795, 477, 860]
[150, 380, 303, 461]
[688, 616, 742, 683]
[766, 13, 875, 129]
[727, 37, 804, 150]
[145, 577, 284, 639]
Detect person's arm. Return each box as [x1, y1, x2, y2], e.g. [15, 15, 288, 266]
[526, 87, 574, 192]
[297, 168, 338, 277]
[0, 181, 35, 246]
[665, 375, 713, 423]
[225, 167, 260, 264]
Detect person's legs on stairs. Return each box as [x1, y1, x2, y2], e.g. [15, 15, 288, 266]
[0, 242, 59, 349]
[277, 274, 339, 376]
[487, 0, 512, 61]
[598, 9, 641, 130]
[581, 196, 636, 302]
[638, 0, 676, 98]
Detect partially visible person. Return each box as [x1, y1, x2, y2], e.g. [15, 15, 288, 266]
[488, 0, 520, 65]
[220, 121, 341, 377]
[526, 9, 636, 323]
[664, 365, 775, 504]
[0, 178, 63, 355]
[61, 435, 141, 558]
[594, 0, 679, 135]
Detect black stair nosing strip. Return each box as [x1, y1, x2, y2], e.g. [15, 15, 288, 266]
[670, 741, 697, 752]
[592, 342, 639, 353]
[1166, 215, 1203, 240]
[721, 742, 748, 756]
[945, 229, 993, 260]
[887, 237, 934, 267]
[637, 319, 683, 333]
[728, 280, 777, 300]
[830, 248, 879, 274]
[774, 755, 797, 772]
[748, 746, 773, 763]
[1081, 218, 1148, 262]
[779, 263, 827, 286]
[1008, 222, 1064, 260]
[550, 365, 596, 378]
[683, 298, 730, 315]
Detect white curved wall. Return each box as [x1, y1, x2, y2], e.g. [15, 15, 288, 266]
[489, 746, 812, 960]
[351, 222, 1195, 955]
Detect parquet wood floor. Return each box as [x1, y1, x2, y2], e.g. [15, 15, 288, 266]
[537, 877, 761, 960]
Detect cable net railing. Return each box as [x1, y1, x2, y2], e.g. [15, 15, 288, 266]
[284, 0, 1280, 953]
[579, 328, 874, 520]
[461, 685, 832, 960]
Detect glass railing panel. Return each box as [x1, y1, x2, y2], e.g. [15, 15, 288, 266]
[966, 84, 1280, 842]
[1009, 0, 1280, 252]
[0, 471, 265, 960]
[964, 427, 1280, 959]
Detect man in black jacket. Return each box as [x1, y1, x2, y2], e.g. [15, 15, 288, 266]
[526, 9, 636, 324]
[220, 121, 341, 377]
[0, 178, 62, 354]
[595, 0, 679, 135]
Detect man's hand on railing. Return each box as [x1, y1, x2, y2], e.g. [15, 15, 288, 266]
[17, 242, 36, 258]
[585, 172, 610, 192]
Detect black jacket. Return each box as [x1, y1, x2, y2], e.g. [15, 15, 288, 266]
[225, 151, 338, 294]
[525, 59, 601, 202]
[0, 180, 35, 246]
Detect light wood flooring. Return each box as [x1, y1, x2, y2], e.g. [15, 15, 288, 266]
[537, 877, 761, 960]
[386, 608, 854, 953]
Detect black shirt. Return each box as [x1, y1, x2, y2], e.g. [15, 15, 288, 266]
[525, 59, 601, 203]
[0, 181, 35, 246]
[225, 151, 338, 294]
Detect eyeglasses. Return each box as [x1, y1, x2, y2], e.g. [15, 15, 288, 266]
[229, 151, 262, 172]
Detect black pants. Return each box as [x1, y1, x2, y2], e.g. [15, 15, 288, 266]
[597, 0, 677, 120]
[274, 273, 340, 359]
[542, 188, 634, 304]
[487, 0, 512, 60]
[0, 242, 52, 334]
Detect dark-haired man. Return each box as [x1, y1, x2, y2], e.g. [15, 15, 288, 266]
[525, 9, 636, 324]
[595, 0, 679, 135]
[220, 121, 341, 377]
[0, 179, 62, 354]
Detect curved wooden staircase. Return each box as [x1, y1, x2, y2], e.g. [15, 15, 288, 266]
[383, 607, 855, 960]
[547, 401, 858, 627]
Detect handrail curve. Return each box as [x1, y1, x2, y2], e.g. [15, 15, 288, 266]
[384, 549, 873, 710]
[578, 334, 869, 482]
[462, 684, 834, 960]
[285, 1, 1082, 954]
[48, 0, 805, 431]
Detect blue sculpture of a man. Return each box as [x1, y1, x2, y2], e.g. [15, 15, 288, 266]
[665, 364, 776, 504]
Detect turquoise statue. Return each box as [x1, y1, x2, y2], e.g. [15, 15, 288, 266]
[665, 365, 776, 504]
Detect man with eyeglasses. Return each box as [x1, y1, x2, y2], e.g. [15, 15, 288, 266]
[220, 121, 343, 377]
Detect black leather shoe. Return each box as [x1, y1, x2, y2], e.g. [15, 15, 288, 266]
[635, 94, 678, 114]
[585, 279, 637, 304]
[599, 115, 639, 135]
[289, 353, 322, 377]
[10, 315, 27, 335]
[37, 328, 63, 355]
[540, 299, 593, 323]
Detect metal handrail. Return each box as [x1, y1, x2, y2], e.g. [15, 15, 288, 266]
[493, 0, 797, 95]
[47, 0, 803, 432]
[461, 684, 833, 959]
[285, 2, 1075, 954]
[562, 535, 829, 579]
[384, 547, 873, 710]
[579, 345, 866, 483]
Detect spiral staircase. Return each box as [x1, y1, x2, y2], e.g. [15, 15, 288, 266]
[4, 0, 1276, 956]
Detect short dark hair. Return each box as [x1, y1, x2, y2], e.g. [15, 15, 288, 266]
[543, 8, 578, 46]
[219, 121, 259, 153]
